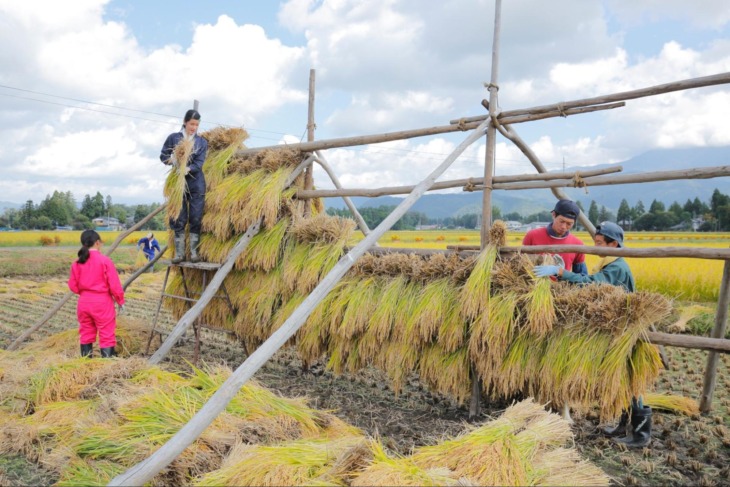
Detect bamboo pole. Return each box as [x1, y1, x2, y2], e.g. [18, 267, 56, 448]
[303, 69, 316, 217]
[451, 244, 730, 260]
[471, 0, 503, 420]
[314, 151, 373, 237]
[699, 259, 730, 412]
[457, 101, 625, 126]
[5, 203, 167, 351]
[296, 166, 622, 199]
[235, 103, 620, 157]
[451, 71, 730, 124]
[108, 119, 491, 487]
[647, 331, 730, 354]
[484, 165, 730, 191]
[148, 157, 313, 365]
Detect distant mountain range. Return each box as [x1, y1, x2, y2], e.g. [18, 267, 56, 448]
[325, 146, 730, 218]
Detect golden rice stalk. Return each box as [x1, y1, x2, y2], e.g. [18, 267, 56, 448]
[201, 126, 249, 153]
[290, 213, 356, 245]
[405, 278, 456, 345]
[358, 277, 405, 361]
[487, 220, 508, 247]
[459, 245, 498, 320]
[56, 459, 124, 487]
[495, 330, 547, 399]
[296, 285, 345, 366]
[537, 328, 612, 409]
[629, 340, 664, 400]
[351, 440, 460, 487]
[531, 448, 610, 486]
[338, 277, 381, 341]
[418, 345, 471, 404]
[199, 233, 236, 264]
[237, 217, 289, 271]
[235, 167, 296, 231]
[523, 263, 556, 336]
[194, 437, 364, 487]
[164, 137, 194, 222]
[643, 392, 699, 416]
[28, 357, 150, 406]
[468, 292, 519, 383]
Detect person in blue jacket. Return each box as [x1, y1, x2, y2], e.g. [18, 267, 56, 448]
[533, 221, 634, 291]
[137, 232, 161, 263]
[160, 109, 208, 263]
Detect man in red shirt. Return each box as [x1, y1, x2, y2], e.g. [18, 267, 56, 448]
[522, 199, 588, 275]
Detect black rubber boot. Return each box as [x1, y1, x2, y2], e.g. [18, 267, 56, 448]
[603, 410, 629, 437]
[171, 234, 185, 264]
[617, 405, 652, 448]
[80, 343, 93, 358]
[100, 347, 116, 358]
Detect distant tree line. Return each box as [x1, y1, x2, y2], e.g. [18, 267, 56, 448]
[0, 190, 166, 231]
[325, 188, 730, 232]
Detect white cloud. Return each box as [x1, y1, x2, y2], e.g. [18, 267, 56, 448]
[607, 0, 730, 28]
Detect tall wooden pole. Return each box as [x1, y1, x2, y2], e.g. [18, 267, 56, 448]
[472, 0, 503, 420]
[480, 0, 502, 245]
[700, 258, 730, 412]
[304, 69, 316, 216]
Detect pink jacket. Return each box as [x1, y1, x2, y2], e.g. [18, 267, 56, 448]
[68, 250, 125, 305]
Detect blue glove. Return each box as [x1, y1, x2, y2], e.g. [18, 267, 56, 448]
[534, 265, 560, 277]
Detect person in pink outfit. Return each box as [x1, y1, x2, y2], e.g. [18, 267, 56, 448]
[68, 230, 125, 358]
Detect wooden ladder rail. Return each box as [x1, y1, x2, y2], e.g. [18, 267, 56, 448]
[145, 261, 236, 361]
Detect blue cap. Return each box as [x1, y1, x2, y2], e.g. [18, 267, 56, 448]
[596, 221, 624, 247]
[553, 199, 580, 220]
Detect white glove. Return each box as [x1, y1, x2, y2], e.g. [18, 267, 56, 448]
[117, 304, 125, 315]
[184, 167, 191, 175]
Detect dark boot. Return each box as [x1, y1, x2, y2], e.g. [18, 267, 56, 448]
[603, 410, 629, 437]
[100, 347, 116, 358]
[189, 233, 201, 263]
[617, 406, 652, 448]
[80, 343, 93, 358]
[171, 234, 185, 264]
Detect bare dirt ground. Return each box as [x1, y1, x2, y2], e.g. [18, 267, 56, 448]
[1, 274, 729, 486]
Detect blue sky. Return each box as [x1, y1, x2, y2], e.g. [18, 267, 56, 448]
[0, 0, 729, 205]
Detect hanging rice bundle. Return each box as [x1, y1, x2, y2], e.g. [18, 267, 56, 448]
[237, 217, 290, 272]
[459, 245, 498, 320]
[469, 291, 519, 383]
[201, 127, 249, 189]
[357, 276, 405, 361]
[163, 137, 195, 223]
[523, 255, 556, 336]
[418, 345, 471, 404]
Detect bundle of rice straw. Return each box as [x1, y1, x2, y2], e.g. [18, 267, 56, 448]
[164, 137, 195, 223]
[352, 399, 610, 487]
[643, 392, 700, 416]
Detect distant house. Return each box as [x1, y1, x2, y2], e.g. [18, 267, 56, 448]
[520, 221, 551, 231]
[504, 220, 522, 230]
[55, 225, 73, 231]
[415, 224, 439, 230]
[92, 217, 122, 231]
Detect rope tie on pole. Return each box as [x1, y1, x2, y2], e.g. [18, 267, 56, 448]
[463, 178, 478, 192]
[457, 118, 468, 131]
[571, 172, 587, 188]
[557, 102, 567, 117]
[484, 82, 500, 91]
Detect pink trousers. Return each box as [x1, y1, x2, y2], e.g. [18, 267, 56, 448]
[77, 293, 117, 348]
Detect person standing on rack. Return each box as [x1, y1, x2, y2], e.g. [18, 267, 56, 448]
[68, 230, 125, 358]
[534, 222, 651, 448]
[160, 109, 208, 264]
[137, 232, 161, 269]
[523, 199, 588, 275]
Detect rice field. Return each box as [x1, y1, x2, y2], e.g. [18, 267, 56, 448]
[0, 231, 167, 248]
